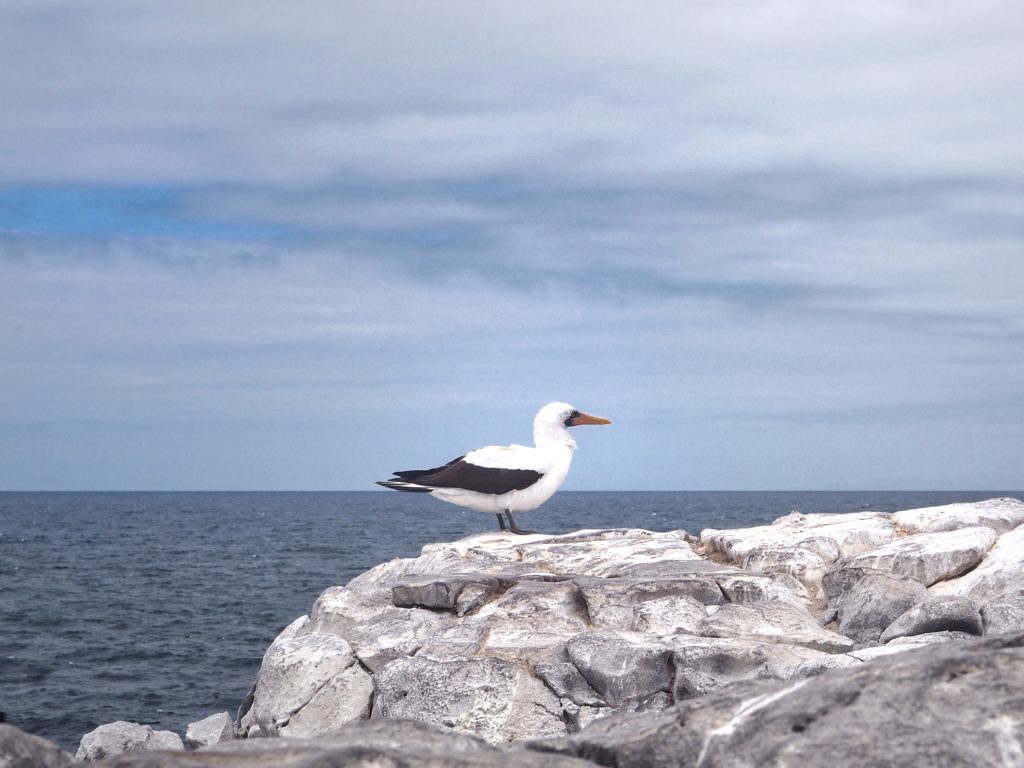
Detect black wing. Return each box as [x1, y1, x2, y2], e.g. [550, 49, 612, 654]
[389, 455, 544, 496]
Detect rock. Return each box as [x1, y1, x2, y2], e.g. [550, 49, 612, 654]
[931, 524, 1024, 603]
[879, 596, 983, 643]
[630, 593, 708, 636]
[981, 592, 1024, 635]
[0, 723, 75, 767]
[827, 571, 928, 645]
[830, 526, 996, 586]
[670, 635, 830, 697]
[391, 574, 505, 613]
[565, 630, 673, 709]
[892, 497, 1024, 535]
[184, 711, 235, 748]
[741, 539, 839, 592]
[92, 719, 594, 767]
[698, 600, 855, 652]
[343, 607, 456, 671]
[701, 510, 897, 567]
[535, 632, 1024, 768]
[572, 573, 724, 632]
[792, 654, 863, 678]
[75, 721, 184, 761]
[372, 655, 566, 744]
[240, 630, 372, 737]
[886, 631, 979, 647]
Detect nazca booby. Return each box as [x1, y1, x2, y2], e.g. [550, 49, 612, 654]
[376, 402, 611, 534]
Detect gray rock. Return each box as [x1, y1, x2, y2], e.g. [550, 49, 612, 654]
[0, 723, 75, 767]
[241, 631, 371, 737]
[792, 654, 863, 678]
[391, 574, 505, 612]
[566, 630, 672, 709]
[534, 662, 607, 707]
[829, 571, 928, 645]
[94, 719, 593, 767]
[879, 596, 983, 643]
[536, 632, 1024, 768]
[183, 711, 235, 748]
[343, 607, 456, 671]
[886, 630, 979, 647]
[75, 721, 184, 761]
[698, 600, 854, 652]
[892, 497, 1024, 535]
[833, 526, 996, 586]
[981, 592, 1024, 635]
[670, 635, 829, 697]
[372, 655, 566, 744]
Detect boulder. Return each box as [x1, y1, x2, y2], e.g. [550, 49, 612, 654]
[879, 596, 983, 643]
[981, 593, 1024, 635]
[931, 524, 1024, 603]
[630, 593, 708, 637]
[572, 573, 723, 632]
[892, 497, 1024, 535]
[75, 721, 184, 761]
[830, 526, 996, 586]
[0, 723, 75, 767]
[827, 571, 928, 645]
[240, 628, 372, 737]
[372, 655, 566, 744]
[184, 711, 235, 748]
[535, 632, 1024, 768]
[741, 539, 839, 592]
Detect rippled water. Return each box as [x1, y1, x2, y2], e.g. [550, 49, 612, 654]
[1, 490, 1017, 750]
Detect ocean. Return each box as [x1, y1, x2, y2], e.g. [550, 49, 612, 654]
[1, 490, 1019, 751]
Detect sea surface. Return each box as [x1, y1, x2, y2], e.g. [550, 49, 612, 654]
[1, 490, 1020, 751]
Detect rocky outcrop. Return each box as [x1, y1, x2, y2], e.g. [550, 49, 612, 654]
[0, 723, 75, 768]
[536, 632, 1024, 768]
[56, 496, 1024, 765]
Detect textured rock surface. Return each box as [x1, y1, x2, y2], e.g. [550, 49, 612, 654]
[879, 596, 983, 643]
[931, 524, 1024, 603]
[892, 497, 1024, 535]
[535, 633, 1024, 768]
[76, 721, 184, 761]
[828, 571, 929, 645]
[981, 593, 1024, 635]
[830, 526, 996, 586]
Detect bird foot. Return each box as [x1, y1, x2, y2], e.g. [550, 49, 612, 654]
[508, 525, 537, 535]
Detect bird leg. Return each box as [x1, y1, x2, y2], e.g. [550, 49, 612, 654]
[495, 513, 508, 531]
[504, 511, 536, 535]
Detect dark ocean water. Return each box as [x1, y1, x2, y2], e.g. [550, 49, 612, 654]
[1, 489, 1020, 751]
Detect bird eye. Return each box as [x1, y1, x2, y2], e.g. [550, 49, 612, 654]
[564, 410, 580, 426]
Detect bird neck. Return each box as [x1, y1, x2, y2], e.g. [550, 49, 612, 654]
[534, 425, 577, 451]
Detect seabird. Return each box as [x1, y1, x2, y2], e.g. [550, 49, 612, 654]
[376, 402, 611, 534]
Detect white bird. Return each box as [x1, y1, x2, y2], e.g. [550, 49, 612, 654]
[376, 402, 612, 534]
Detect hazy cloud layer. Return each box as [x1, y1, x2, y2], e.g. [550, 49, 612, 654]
[1, 1, 1022, 490]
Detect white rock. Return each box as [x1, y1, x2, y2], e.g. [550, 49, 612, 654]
[892, 498, 1024, 535]
[931, 524, 1024, 603]
[76, 721, 183, 761]
[242, 632, 369, 736]
[833, 526, 997, 587]
[184, 711, 234, 749]
[698, 600, 855, 653]
[701, 511, 897, 568]
[281, 663, 374, 738]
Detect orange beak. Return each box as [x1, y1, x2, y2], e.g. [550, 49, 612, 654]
[567, 410, 612, 427]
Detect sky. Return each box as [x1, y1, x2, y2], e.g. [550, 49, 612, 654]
[1, 1, 1023, 491]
